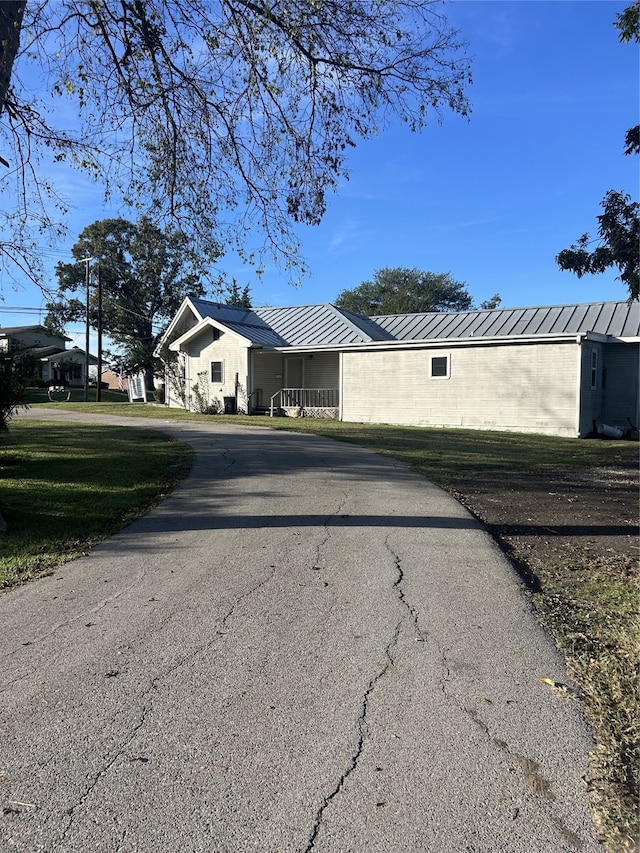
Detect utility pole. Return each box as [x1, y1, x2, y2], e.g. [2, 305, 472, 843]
[79, 257, 94, 402]
[96, 264, 102, 402]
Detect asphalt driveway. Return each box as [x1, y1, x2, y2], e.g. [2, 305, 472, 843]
[1, 411, 602, 851]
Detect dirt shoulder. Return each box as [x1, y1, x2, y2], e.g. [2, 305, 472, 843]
[447, 445, 639, 853]
[448, 452, 638, 582]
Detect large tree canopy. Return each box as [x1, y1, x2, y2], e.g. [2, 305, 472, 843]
[1, 1, 471, 285]
[46, 217, 206, 388]
[335, 268, 473, 315]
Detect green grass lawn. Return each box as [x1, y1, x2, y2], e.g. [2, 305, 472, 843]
[0, 419, 192, 586]
[24, 387, 133, 405]
[25, 397, 636, 480]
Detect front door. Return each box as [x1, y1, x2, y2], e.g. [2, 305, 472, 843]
[285, 357, 304, 407]
[285, 357, 304, 388]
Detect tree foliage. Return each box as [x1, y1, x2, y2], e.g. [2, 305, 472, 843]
[335, 268, 473, 315]
[556, 191, 639, 301]
[1, 1, 471, 286]
[556, 3, 639, 302]
[614, 0, 640, 42]
[0, 345, 33, 432]
[225, 280, 252, 307]
[479, 293, 501, 310]
[46, 218, 207, 388]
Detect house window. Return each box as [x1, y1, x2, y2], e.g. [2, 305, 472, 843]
[431, 354, 450, 379]
[590, 349, 598, 389]
[211, 361, 224, 383]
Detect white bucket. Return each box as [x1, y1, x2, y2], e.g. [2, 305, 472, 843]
[597, 422, 624, 439]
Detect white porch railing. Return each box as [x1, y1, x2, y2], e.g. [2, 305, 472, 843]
[269, 388, 339, 416]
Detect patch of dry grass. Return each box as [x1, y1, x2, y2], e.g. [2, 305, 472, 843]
[532, 554, 639, 852]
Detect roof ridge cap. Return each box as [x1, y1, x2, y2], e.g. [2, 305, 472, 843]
[331, 304, 378, 341]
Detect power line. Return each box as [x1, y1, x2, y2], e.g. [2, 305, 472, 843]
[0, 306, 47, 313]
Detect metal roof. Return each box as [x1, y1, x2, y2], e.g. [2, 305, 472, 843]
[373, 301, 640, 341]
[31, 345, 66, 358]
[254, 304, 394, 346]
[0, 324, 45, 335]
[189, 299, 288, 347]
[180, 298, 639, 349]
[188, 300, 395, 347]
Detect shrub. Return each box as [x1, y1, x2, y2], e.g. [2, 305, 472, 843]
[192, 372, 223, 415]
[0, 347, 35, 431]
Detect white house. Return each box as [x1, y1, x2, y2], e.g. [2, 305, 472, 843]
[0, 325, 98, 388]
[156, 298, 640, 438]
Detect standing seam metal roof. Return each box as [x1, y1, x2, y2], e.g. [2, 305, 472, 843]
[184, 299, 639, 347]
[254, 304, 394, 345]
[372, 301, 640, 340]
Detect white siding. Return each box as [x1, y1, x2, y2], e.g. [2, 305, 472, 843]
[251, 352, 284, 409]
[8, 329, 67, 349]
[301, 352, 339, 388]
[185, 328, 250, 412]
[341, 341, 579, 437]
[249, 352, 339, 409]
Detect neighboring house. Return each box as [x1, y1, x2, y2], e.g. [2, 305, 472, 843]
[0, 325, 98, 387]
[101, 369, 127, 391]
[156, 298, 640, 438]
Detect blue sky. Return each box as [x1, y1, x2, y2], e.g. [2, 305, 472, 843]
[0, 0, 636, 347]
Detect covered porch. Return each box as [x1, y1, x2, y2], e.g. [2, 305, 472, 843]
[250, 350, 340, 419]
[39, 347, 99, 388]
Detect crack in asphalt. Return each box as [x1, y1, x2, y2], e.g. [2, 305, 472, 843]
[465, 706, 557, 802]
[385, 534, 428, 644]
[0, 569, 151, 696]
[60, 705, 149, 844]
[0, 568, 149, 667]
[464, 707, 586, 849]
[311, 490, 350, 572]
[303, 533, 424, 850]
[436, 664, 585, 851]
[57, 562, 278, 843]
[303, 618, 401, 852]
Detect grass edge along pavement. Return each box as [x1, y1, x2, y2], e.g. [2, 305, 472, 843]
[0, 419, 193, 587]
[3, 402, 639, 852]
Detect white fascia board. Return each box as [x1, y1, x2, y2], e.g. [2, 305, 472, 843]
[157, 297, 203, 353]
[274, 332, 582, 355]
[168, 317, 253, 351]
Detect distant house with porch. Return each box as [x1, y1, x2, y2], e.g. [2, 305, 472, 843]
[156, 298, 640, 438]
[0, 325, 98, 388]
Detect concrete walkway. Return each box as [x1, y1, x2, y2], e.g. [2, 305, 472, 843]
[1, 410, 601, 851]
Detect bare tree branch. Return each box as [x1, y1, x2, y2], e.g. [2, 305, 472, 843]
[1, 0, 472, 286]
